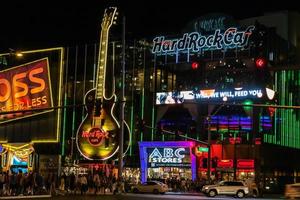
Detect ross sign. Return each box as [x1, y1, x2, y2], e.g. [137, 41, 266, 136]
[0, 48, 64, 144]
[0, 58, 53, 124]
[156, 87, 267, 105]
[152, 26, 255, 55]
[147, 147, 191, 167]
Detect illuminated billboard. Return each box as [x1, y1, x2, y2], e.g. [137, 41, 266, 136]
[139, 141, 196, 183]
[0, 48, 64, 143]
[147, 147, 191, 167]
[156, 87, 275, 105]
[0, 58, 53, 123]
[152, 26, 255, 55]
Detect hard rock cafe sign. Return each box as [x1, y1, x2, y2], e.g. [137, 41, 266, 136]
[81, 128, 109, 146]
[152, 26, 255, 55]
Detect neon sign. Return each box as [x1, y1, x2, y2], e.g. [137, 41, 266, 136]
[237, 159, 254, 169]
[147, 147, 191, 167]
[139, 141, 196, 183]
[148, 147, 187, 165]
[156, 87, 267, 105]
[152, 26, 255, 55]
[0, 58, 53, 123]
[81, 128, 109, 147]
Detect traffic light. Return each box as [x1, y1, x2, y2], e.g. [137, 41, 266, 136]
[191, 61, 199, 70]
[255, 57, 267, 69]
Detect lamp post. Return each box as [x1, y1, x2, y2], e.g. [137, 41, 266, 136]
[207, 96, 228, 183]
[207, 115, 212, 183]
[118, 15, 125, 183]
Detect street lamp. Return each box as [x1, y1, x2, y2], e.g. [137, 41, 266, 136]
[207, 115, 212, 183]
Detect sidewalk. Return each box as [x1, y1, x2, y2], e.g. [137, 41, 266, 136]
[0, 194, 51, 199]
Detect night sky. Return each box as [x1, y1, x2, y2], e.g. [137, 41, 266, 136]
[0, 1, 299, 52]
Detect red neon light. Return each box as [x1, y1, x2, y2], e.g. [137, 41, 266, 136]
[268, 107, 276, 117]
[237, 159, 254, 169]
[229, 137, 241, 144]
[217, 159, 233, 168]
[255, 58, 267, 68]
[255, 138, 261, 145]
[191, 62, 199, 70]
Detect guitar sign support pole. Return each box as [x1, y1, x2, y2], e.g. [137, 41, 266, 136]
[118, 15, 126, 182]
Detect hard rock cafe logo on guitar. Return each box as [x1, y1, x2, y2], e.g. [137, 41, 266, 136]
[81, 128, 109, 146]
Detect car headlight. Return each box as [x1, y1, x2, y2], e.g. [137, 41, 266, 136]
[204, 186, 209, 190]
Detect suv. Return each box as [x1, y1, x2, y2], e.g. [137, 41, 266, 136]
[202, 181, 249, 198]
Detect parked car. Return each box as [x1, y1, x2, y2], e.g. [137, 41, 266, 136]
[202, 181, 249, 198]
[131, 180, 169, 194]
[285, 183, 300, 199]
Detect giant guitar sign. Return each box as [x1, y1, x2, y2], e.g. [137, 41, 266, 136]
[76, 7, 130, 160]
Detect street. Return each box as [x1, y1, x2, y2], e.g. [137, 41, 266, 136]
[0, 193, 285, 200]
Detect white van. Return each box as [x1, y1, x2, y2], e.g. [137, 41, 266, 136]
[285, 183, 300, 199]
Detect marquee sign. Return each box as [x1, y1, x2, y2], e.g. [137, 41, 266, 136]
[0, 58, 53, 123]
[156, 87, 269, 105]
[147, 147, 191, 167]
[152, 26, 255, 55]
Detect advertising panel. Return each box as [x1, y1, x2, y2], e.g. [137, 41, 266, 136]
[0, 58, 53, 123]
[0, 48, 64, 143]
[147, 147, 191, 168]
[156, 87, 268, 105]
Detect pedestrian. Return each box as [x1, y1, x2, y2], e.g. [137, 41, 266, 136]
[80, 175, 87, 195]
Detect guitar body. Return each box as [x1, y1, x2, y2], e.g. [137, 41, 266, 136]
[76, 88, 130, 160]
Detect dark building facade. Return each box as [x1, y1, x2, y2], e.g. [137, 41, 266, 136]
[0, 10, 300, 193]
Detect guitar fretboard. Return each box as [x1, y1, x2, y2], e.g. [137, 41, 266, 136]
[96, 31, 108, 100]
[95, 7, 117, 101]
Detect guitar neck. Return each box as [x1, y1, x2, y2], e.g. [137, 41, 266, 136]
[96, 30, 109, 100]
[95, 7, 117, 101]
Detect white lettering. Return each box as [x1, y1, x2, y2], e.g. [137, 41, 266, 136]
[152, 26, 255, 54]
[164, 148, 173, 157]
[174, 148, 185, 158]
[148, 147, 186, 164]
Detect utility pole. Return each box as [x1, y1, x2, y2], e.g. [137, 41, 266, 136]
[118, 15, 126, 182]
[207, 98, 227, 183]
[207, 115, 212, 183]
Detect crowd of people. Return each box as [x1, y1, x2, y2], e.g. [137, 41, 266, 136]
[0, 169, 261, 197]
[0, 170, 50, 196]
[0, 169, 126, 197]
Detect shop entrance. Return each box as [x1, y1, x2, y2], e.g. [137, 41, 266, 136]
[148, 167, 192, 180]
